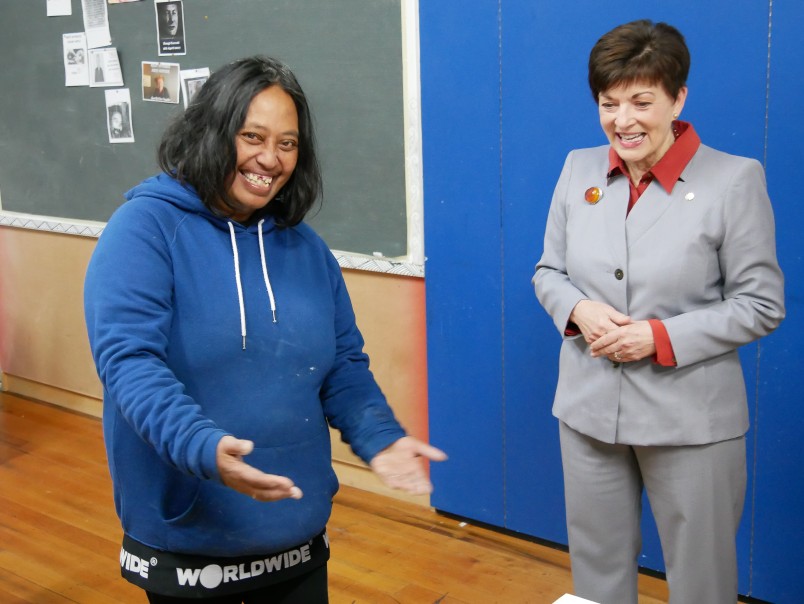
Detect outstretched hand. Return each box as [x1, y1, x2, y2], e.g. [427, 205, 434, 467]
[369, 436, 448, 495]
[216, 435, 303, 502]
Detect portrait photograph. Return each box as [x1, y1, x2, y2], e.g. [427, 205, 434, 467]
[142, 60, 180, 103]
[155, 0, 186, 56]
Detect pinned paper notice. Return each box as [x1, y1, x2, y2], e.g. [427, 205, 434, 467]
[106, 88, 135, 144]
[142, 61, 181, 104]
[89, 48, 124, 88]
[180, 67, 210, 108]
[63, 33, 89, 86]
[82, 0, 112, 48]
[47, 0, 72, 17]
[155, 0, 187, 56]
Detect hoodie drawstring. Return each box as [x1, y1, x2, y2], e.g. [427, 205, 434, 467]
[258, 219, 278, 324]
[228, 220, 278, 350]
[228, 222, 248, 350]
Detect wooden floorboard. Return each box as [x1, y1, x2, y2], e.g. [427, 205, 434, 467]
[0, 392, 670, 603]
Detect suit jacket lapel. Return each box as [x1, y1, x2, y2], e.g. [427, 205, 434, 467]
[624, 177, 687, 250]
[602, 174, 629, 263]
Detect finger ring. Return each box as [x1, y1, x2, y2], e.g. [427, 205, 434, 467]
[614, 351, 621, 360]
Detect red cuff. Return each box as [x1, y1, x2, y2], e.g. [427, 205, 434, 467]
[649, 319, 676, 366]
[564, 322, 580, 337]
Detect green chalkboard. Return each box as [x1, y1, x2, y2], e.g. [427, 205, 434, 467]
[0, 0, 409, 258]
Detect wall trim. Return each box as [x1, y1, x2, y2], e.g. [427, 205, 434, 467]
[1, 374, 103, 418]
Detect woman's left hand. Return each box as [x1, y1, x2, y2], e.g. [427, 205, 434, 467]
[370, 436, 448, 495]
[589, 320, 656, 363]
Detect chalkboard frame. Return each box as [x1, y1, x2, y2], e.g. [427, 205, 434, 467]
[0, 0, 424, 277]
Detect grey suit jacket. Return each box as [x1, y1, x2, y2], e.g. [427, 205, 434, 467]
[533, 144, 785, 445]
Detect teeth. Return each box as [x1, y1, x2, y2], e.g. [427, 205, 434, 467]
[620, 133, 644, 141]
[243, 172, 273, 186]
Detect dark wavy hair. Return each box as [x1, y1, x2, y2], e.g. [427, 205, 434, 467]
[158, 56, 322, 226]
[588, 20, 690, 101]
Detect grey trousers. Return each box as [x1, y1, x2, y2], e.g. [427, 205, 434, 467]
[559, 421, 746, 604]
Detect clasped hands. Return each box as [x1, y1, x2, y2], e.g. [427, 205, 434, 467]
[570, 299, 656, 363]
[217, 434, 446, 502]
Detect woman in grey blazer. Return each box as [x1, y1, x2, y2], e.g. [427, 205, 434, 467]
[533, 20, 784, 604]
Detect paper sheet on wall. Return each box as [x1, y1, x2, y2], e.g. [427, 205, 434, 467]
[105, 88, 135, 144]
[89, 47, 124, 87]
[180, 67, 209, 108]
[81, 0, 112, 48]
[141, 61, 180, 104]
[47, 0, 73, 16]
[155, 0, 187, 56]
[63, 33, 89, 86]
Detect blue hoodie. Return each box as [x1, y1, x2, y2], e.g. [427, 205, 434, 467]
[84, 173, 405, 557]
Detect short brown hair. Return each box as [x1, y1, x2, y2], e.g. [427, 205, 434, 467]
[588, 20, 690, 101]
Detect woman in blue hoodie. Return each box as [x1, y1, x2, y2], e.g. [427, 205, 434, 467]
[84, 56, 446, 603]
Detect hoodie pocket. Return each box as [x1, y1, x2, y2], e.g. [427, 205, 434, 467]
[163, 435, 339, 556]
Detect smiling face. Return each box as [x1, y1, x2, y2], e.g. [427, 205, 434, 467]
[598, 80, 687, 182]
[224, 86, 300, 223]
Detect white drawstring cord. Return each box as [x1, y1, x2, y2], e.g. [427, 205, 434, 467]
[228, 222, 247, 349]
[257, 219, 278, 323]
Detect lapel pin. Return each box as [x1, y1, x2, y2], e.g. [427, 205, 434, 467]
[685, 192, 695, 201]
[585, 187, 603, 204]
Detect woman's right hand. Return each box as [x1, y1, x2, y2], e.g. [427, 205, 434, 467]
[216, 435, 303, 502]
[569, 299, 631, 345]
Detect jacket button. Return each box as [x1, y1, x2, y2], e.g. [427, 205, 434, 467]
[614, 269, 624, 280]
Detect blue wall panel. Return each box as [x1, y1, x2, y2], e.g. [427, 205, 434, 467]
[421, 1, 506, 525]
[498, 0, 595, 548]
[424, 1, 801, 600]
[752, 1, 804, 600]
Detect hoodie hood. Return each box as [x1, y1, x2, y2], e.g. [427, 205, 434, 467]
[126, 173, 278, 346]
[125, 173, 207, 216]
[125, 173, 277, 235]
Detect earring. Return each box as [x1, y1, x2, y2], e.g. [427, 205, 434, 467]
[673, 113, 679, 119]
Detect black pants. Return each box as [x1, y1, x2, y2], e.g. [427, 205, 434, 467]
[145, 563, 328, 604]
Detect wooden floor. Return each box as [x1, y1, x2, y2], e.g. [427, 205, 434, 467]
[0, 392, 670, 603]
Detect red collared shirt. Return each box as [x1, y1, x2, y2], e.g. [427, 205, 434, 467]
[608, 120, 701, 366]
